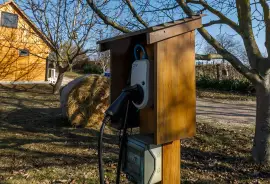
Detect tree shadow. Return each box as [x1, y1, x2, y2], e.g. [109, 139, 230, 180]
[0, 84, 119, 180]
[0, 107, 119, 174]
[1, 82, 269, 183]
[0, 84, 53, 94]
[181, 122, 270, 183]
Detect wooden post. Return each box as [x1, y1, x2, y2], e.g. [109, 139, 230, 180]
[161, 140, 181, 184]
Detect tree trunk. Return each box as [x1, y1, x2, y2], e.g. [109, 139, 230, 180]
[252, 84, 270, 164]
[53, 72, 65, 94]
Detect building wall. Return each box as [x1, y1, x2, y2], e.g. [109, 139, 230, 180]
[0, 3, 50, 82]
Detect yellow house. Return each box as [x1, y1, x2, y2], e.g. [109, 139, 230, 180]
[0, 0, 53, 83]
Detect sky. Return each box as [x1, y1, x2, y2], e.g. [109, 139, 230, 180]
[0, 0, 268, 57]
[201, 6, 266, 55]
[92, 0, 267, 56]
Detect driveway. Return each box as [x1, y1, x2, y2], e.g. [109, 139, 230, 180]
[196, 98, 256, 124]
[62, 75, 74, 86]
[55, 73, 75, 86]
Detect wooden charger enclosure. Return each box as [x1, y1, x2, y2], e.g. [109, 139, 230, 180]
[98, 15, 202, 145]
[98, 15, 202, 183]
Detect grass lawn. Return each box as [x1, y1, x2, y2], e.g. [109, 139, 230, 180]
[64, 72, 84, 79]
[0, 84, 269, 183]
[197, 88, 256, 101]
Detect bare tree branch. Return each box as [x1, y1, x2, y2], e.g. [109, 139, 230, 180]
[187, 0, 241, 33]
[86, 0, 131, 33]
[22, 0, 96, 93]
[259, 0, 270, 57]
[196, 53, 224, 60]
[187, 0, 263, 63]
[203, 19, 223, 27]
[177, 0, 262, 84]
[124, 0, 148, 28]
[236, 0, 263, 64]
[142, 4, 179, 13]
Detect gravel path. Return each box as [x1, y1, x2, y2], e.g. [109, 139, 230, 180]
[62, 75, 74, 86]
[197, 98, 256, 124]
[55, 73, 75, 86]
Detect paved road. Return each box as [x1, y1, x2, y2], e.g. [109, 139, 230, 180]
[197, 98, 256, 124]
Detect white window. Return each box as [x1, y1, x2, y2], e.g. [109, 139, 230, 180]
[19, 49, 29, 56]
[1, 12, 18, 28]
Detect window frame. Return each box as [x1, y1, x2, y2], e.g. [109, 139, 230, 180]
[1, 11, 18, 28]
[19, 49, 29, 57]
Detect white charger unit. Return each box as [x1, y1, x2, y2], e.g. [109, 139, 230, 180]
[131, 59, 150, 109]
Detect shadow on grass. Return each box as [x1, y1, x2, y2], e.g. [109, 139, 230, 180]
[3, 107, 270, 183]
[1, 84, 270, 183]
[0, 107, 119, 175]
[0, 84, 54, 94]
[0, 84, 119, 183]
[181, 123, 270, 183]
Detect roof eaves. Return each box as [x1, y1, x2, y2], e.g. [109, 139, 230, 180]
[97, 15, 203, 45]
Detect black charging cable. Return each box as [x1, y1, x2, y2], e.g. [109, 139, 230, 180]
[98, 115, 111, 184]
[98, 101, 130, 184]
[116, 100, 130, 183]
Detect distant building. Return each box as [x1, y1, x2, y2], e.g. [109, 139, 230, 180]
[0, 0, 54, 83]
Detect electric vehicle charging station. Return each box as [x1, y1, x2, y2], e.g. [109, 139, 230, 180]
[97, 15, 202, 184]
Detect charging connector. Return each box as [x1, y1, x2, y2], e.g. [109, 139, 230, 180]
[98, 85, 143, 184]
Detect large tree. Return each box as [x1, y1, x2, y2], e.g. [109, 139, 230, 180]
[21, 0, 96, 93]
[87, 0, 270, 163]
[204, 34, 248, 65]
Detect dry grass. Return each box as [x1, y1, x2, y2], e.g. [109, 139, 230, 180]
[197, 88, 255, 101]
[64, 72, 84, 79]
[182, 121, 270, 183]
[0, 84, 269, 183]
[0, 84, 120, 184]
[66, 75, 110, 128]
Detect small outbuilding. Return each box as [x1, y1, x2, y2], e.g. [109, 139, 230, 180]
[0, 0, 54, 83]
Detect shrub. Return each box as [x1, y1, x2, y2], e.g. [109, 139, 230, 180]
[196, 75, 253, 93]
[83, 62, 103, 74]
